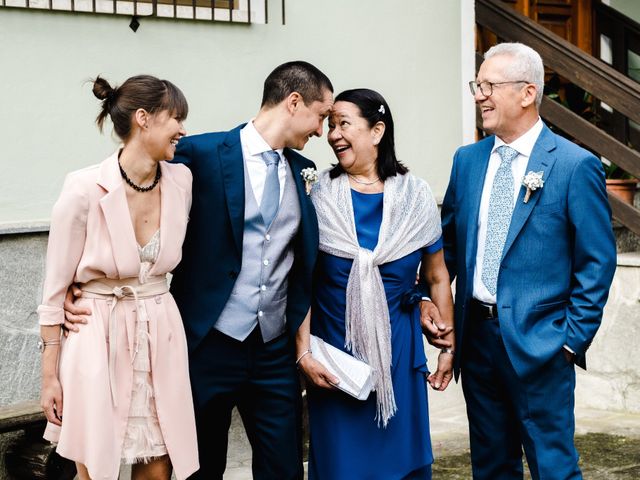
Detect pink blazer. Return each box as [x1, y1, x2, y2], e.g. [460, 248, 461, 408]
[38, 152, 198, 479]
[38, 152, 192, 324]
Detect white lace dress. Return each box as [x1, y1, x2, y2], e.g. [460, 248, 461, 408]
[121, 229, 168, 464]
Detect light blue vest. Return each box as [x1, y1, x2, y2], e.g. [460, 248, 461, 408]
[214, 160, 301, 342]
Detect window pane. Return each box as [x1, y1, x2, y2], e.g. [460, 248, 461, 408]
[600, 34, 613, 65]
[1, 0, 262, 23]
[627, 49, 640, 83]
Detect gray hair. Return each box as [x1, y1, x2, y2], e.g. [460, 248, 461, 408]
[484, 42, 544, 108]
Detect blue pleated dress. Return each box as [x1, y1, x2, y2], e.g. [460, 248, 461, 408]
[308, 189, 442, 480]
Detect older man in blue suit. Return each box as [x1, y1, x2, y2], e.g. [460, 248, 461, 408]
[170, 61, 333, 479]
[442, 43, 617, 479]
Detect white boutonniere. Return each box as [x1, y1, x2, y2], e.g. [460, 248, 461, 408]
[301, 167, 319, 195]
[522, 171, 544, 203]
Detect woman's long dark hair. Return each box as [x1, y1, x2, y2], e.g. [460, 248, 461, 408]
[329, 88, 407, 181]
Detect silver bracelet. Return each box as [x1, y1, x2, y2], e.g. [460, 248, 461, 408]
[296, 349, 312, 365]
[440, 347, 455, 356]
[37, 338, 61, 353]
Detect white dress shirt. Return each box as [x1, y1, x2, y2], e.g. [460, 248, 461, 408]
[240, 120, 287, 206]
[473, 118, 544, 304]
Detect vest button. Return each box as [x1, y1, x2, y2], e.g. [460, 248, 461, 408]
[263, 259, 269, 266]
[265, 234, 271, 241]
[261, 285, 267, 291]
[258, 310, 264, 317]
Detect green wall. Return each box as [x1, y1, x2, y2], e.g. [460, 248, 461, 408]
[608, 0, 640, 23]
[0, 0, 464, 224]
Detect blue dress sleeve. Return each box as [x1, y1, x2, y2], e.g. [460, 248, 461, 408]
[423, 235, 443, 254]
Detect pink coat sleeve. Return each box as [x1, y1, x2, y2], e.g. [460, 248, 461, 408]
[37, 173, 89, 326]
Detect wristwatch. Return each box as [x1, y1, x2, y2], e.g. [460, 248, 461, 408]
[37, 337, 61, 353]
[440, 347, 455, 356]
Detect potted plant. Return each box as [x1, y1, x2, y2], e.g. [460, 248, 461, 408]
[602, 159, 638, 205]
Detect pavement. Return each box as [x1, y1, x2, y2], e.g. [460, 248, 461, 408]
[221, 381, 640, 479]
[113, 337, 640, 480]
[115, 396, 640, 480]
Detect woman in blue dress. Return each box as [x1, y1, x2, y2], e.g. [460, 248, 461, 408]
[296, 88, 455, 479]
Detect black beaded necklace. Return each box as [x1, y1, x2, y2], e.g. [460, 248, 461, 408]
[118, 160, 161, 192]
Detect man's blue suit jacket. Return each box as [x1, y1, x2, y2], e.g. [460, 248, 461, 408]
[170, 125, 319, 353]
[442, 124, 617, 378]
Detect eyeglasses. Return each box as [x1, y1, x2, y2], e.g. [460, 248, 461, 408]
[469, 80, 530, 97]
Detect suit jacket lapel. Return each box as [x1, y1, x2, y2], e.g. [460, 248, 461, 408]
[284, 149, 318, 269]
[465, 139, 493, 273]
[502, 125, 558, 259]
[219, 127, 245, 257]
[98, 152, 140, 277]
[150, 162, 188, 275]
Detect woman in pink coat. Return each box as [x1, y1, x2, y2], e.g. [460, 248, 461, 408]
[38, 75, 199, 480]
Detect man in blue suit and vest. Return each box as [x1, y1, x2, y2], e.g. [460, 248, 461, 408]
[441, 43, 617, 479]
[169, 61, 333, 479]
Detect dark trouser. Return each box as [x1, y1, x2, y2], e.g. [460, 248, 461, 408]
[188, 327, 303, 480]
[461, 307, 581, 480]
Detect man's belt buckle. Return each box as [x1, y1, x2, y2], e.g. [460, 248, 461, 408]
[474, 299, 498, 319]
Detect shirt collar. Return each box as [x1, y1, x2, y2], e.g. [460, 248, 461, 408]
[243, 120, 284, 158]
[492, 117, 544, 158]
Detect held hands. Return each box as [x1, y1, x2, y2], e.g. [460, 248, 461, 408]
[63, 285, 91, 334]
[419, 300, 453, 348]
[420, 298, 454, 391]
[41, 376, 63, 426]
[427, 350, 454, 392]
[298, 354, 340, 391]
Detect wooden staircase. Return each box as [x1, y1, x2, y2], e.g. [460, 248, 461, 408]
[476, 0, 640, 238]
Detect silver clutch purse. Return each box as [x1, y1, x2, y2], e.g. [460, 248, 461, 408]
[310, 335, 374, 401]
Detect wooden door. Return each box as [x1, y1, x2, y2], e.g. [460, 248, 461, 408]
[499, 0, 593, 54]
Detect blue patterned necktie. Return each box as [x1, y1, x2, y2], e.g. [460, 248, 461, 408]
[481, 145, 518, 296]
[260, 150, 281, 227]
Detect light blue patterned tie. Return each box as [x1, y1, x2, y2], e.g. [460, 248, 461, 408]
[260, 150, 281, 227]
[481, 145, 518, 296]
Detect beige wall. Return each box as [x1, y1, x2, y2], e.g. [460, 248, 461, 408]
[0, 0, 465, 225]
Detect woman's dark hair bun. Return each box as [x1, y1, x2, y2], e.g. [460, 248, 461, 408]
[92, 76, 114, 102]
[92, 74, 188, 139]
[93, 75, 118, 133]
